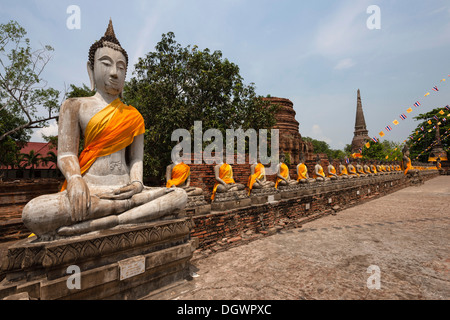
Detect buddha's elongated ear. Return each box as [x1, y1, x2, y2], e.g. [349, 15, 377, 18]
[87, 61, 95, 91]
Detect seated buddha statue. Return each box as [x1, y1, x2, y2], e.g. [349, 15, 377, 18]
[166, 160, 203, 196]
[313, 156, 330, 182]
[247, 157, 275, 195]
[339, 159, 351, 179]
[275, 154, 298, 188]
[363, 161, 373, 176]
[22, 20, 187, 240]
[347, 160, 359, 178]
[296, 154, 315, 184]
[326, 157, 339, 180]
[370, 161, 378, 176]
[356, 159, 367, 177]
[402, 145, 418, 176]
[211, 156, 246, 200]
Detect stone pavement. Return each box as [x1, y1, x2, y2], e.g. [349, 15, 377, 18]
[170, 176, 450, 300]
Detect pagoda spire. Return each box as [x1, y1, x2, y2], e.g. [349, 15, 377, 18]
[351, 89, 370, 153]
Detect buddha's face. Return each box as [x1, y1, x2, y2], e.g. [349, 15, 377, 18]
[90, 46, 127, 96]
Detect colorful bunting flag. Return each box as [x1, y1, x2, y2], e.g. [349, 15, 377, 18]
[393, 120, 399, 125]
[399, 114, 407, 120]
[385, 125, 392, 132]
[379, 131, 385, 137]
[414, 101, 421, 107]
[432, 86, 439, 92]
[372, 137, 379, 143]
[365, 142, 370, 149]
[424, 92, 430, 97]
[439, 110, 445, 115]
[428, 120, 432, 124]
[407, 108, 413, 113]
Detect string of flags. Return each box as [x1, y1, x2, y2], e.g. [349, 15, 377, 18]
[364, 74, 449, 151]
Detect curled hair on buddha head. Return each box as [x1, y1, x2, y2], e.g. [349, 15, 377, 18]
[88, 19, 129, 71]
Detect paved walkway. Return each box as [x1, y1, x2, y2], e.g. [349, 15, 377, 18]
[174, 176, 450, 300]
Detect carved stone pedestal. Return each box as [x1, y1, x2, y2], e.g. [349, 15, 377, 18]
[0, 218, 197, 300]
[211, 190, 251, 211]
[249, 188, 281, 205]
[186, 195, 211, 216]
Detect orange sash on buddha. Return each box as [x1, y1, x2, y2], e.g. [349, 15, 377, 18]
[211, 163, 235, 200]
[314, 166, 325, 179]
[371, 166, 377, 174]
[167, 162, 190, 188]
[339, 166, 348, 176]
[404, 158, 412, 175]
[275, 163, 289, 189]
[61, 98, 145, 191]
[328, 166, 336, 178]
[247, 163, 265, 195]
[297, 163, 308, 181]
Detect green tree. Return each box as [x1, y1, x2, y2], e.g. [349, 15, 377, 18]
[408, 107, 450, 162]
[20, 149, 43, 178]
[303, 137, 347, 159]
[124, 32, 278, 181]
[43, 150, 57, 169]
[0, 21, 60, 142]
[361, 140, 403, 161]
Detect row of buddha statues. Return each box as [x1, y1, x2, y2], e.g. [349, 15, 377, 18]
[20, 20, 435, 241]
[166, 154, 412, 201]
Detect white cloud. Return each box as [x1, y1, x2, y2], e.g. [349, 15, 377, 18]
[334, 58, 356, 70]
[311, 124, 333, 145]
[31, 121, 58, 142]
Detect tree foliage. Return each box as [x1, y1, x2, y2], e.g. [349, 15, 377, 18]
[408, 107, 450, 162]
[0, 20, 59, 142]
[124, 32, 278, 181]
[361, 140, 403, 161]
[302, 137, 346, 159]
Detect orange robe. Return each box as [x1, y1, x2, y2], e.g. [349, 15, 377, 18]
[339, 166, 348, 176]
[211, 163, 235, 200]
[297, 163, 308, 181]
[275, 163, 289, 189]
[403, 158, 412, 175]
[247, 163, 265, 195]
[314, 166, 325, 179]
[328, 166, 337, 178]
[61, 98, 145, 191]
[167, 162, 190, 188]
[370, 165, 377, 174]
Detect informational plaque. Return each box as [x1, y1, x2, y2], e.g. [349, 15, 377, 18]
[118, 256, 145, 281]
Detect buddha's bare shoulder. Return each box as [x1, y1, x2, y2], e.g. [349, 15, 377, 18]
[60, 96, 98, 113]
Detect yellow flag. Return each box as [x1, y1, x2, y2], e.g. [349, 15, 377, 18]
[424, 92, 430, 97]
[379, 131, 385, 137]
[407, 108, 413, 113]
[441, 79, 446, 82]
[440, 110, 445, 115]
[438, 122, 442, 125]
[385, 155, 389, 160]
[393, 120, 399, 125]
[365, 142, 370, 149]
[428, 120, 432, 125]
[428, 129, 432, 132]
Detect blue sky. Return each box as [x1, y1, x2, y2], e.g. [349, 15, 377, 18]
[1, 0, 450, 150]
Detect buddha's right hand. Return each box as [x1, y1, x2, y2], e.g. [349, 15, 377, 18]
[67, 176, 91, 222]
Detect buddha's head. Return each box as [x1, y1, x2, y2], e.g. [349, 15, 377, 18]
[87, 19, 129, 97]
